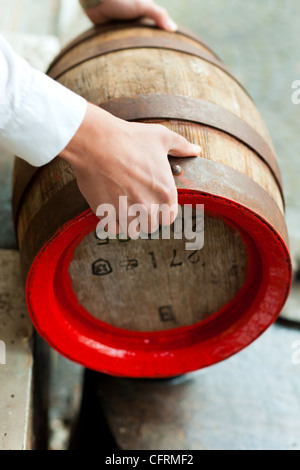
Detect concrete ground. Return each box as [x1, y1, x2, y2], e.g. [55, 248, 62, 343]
[0, 0, 300, 450]
[96, 322, 300, 451]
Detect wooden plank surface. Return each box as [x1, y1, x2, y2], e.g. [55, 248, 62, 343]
[69, 215, 248, 332]
[0, 250, 33, 450]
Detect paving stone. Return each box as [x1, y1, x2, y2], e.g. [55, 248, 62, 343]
[96, 323, 300, 450]
[0, 250, 33, 450]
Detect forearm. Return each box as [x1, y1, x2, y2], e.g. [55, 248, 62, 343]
[0, 35, 87, 167]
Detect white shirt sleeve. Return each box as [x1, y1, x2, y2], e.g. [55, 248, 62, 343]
[0, 34, 87, 167]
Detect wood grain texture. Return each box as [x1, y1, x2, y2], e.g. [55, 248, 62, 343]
[14, 23, 287, 334]
[69, 215, 248, 332]
[56, 27, 274, 145]
[53, 26, 283, 210]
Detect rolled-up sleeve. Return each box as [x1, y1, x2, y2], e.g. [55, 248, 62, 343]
[0, 35, 87, 167]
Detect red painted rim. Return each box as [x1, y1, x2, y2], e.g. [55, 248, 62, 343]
[25, 191, 292, 378]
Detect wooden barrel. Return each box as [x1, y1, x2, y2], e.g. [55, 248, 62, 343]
[13, 20, 292, 378]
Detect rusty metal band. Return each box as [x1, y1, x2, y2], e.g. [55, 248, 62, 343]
[47, 36, 236, 85]
[12, 93, 284, 226]
[99, 94, 284, 200]
[47, 20, 220, 73]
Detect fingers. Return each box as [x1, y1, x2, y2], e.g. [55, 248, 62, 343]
[126, 200, 178, 235]
[130, 203, 153, 235]
[97, 217, 121, 237]
[142, 2, 178, 32]
[98, 196, 178, 237]
[168, 131, 202, 158]
[158, 201, 178, 227]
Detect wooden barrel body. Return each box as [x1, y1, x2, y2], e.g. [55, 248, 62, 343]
[13, 21, 292, 378]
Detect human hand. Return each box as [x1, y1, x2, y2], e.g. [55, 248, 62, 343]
[60, 103, 201, 235]
[83, 0, 177, 32]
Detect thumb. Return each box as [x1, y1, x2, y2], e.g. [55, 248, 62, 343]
[168, 132, 202, 158]
[142, 3, 178, 32]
